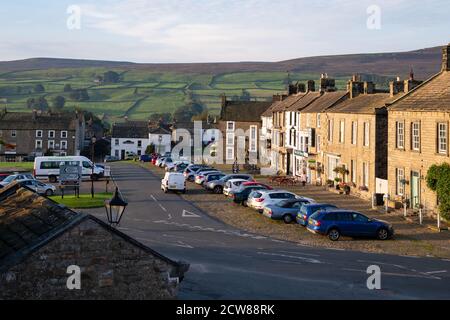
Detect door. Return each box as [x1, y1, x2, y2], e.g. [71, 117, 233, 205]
[411, 171, 420, 209]
[121, 150, 125, 160]
[286, 154, 291, 176]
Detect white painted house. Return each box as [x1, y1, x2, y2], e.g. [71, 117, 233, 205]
[111, 121, 150, 160]
[149, 127, 172, 155]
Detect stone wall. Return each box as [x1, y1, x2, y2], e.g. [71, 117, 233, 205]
[0, 218, 179, 300]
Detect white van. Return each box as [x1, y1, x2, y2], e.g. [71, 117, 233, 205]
[34, 156, 105, 183]
[161, 172, 186, 194]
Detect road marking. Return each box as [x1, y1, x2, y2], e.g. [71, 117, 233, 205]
[150, 195, 157, 202]
[159, 204, 167, 212]
[342, 268, 442, 280]
[182, 209, 201, 218]
[425, 270, 447, 275]
[279, 251, 321, 257]
[257, 252, 322, 264]
[271, 259, 305, 266]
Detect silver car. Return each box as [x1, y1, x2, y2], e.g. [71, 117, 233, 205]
[206, 174, 254, 194]
[0, 173, 35, 187]
[247, 190, 312, 213]
[19, 179, 57, 196]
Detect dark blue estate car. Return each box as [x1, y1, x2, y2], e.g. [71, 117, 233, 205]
[307, 210, 394, 241]
[296, 203, 338, 226]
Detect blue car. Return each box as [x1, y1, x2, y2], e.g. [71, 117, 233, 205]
[296, 203, 338, 226]
[307, 210, 394, 241]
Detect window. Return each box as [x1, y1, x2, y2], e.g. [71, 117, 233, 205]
[363, 122, 370, 147]
[35, 140, 43, 149]
[250, 126, 257, 152]
[60, 152, 67, 156]
[411, 122, 420, 151]
[61, 140, 67, 150]
[115, 139, 119, 146]
[362, 162, 369, 187]
[306, 114, 311, 128]
[11, 130, 17, 138]
[438, 123, 448, 154]
[351, 160, 357, 184]
[328, 120, 334, 142]
[227, 121, 235, 131]
[396, 121, 405, 149]
[115, 150, 119, 157]
[226, 147, 234, 160]
[351, 121, 357, 145]
[138, 140, 142, 148]
[137, 150, 142, 156]
[396, 168, 405, 196]
[317, 114, 321, 128]
[61, 131, 68, 138]
[36, 130, 43, 138]
[226, 133, 234, 146]
[48, 140, 55, 149]
[339, 120, 345, 143]
[48, 130, 55, 138]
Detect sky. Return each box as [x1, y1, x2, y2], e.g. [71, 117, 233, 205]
[0, 0, 449, 63]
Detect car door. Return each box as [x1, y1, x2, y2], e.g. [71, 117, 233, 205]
[351, 213, 376, 236]
[336, 212, 354, 236]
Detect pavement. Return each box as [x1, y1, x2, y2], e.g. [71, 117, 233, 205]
[85, 163, 450, 300]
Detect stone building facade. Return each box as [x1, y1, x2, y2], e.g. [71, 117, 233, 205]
[0, 184, 187, 300]
[0, 110, 85, 161]
[387, 44, 450, 213]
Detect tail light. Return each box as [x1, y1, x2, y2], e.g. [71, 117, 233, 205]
[255, 198, 264, 203]
[314, 220, 321, 227]
[303, 215, 307, 220]
[33, 169, 36, 177]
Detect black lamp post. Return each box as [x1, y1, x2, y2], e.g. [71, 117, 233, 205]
[91, 136, 97, 199]
[104, 187, 128, 226]
[158, 135, 163, 155]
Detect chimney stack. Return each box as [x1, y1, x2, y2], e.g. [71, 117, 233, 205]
[320, 73, 336, 92]
[390, 78, 405, 97]
[221, 94, 227, 108]
[347, 75, 364, 99]
[442, 43, 450, 72]
[32, 109, 37, 120]
[307, 80, 316, 92]
[364, 81, 375, 94]
[404, 67, 423, 93]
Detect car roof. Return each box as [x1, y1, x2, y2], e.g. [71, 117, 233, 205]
[305, 203, 337, 207]
[228, 179, 248, 183]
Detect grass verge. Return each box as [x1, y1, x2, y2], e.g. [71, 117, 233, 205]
[49, 193, 113, 209]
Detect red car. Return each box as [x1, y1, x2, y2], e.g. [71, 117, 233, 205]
[241, 181, 273, 190]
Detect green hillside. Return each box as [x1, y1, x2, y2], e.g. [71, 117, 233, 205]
[0, 68, 370, 123]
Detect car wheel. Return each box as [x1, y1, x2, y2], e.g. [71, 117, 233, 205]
[49, 176, 57, 183]
[164, 188, 168, 194]
[242, 200, 248, 207]
[283, 214, 293, 224]
[328, 228, 341, 241]
[45, 189, 54, 197]
[377, 228, 389, 241]
[258, 209, 263, 214]
[213, 186, 223, 194]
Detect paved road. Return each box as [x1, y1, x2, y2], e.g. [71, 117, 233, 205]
[89, 163, 450, 299]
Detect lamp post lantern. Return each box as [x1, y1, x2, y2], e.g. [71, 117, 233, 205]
[104, 187, 128, 226]
[91, 136, 97, 199]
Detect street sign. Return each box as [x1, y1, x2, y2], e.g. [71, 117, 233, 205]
[60, 164, 82, 187]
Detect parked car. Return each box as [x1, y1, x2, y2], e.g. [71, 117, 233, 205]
[223, 179, 248, 197]
[231, 186, 270, 206]
[296, 203, 339, 226]
[307, 210, 394, 241]
[34, 156, 104, 182]
[161, 172, 186, 193]
[247, 190, 307, 213]
[202, 172, 226, 186]
[105, 155, 120, 162]
[263, 198, 316, 224]
[166, 160, 191, 172]
[155, 157, 167, 167]
[0, 173, 10, 182]
[139, 155, 152, 162]
[241, 181, 273, 190]
[195, 170, 221, 185]
[19, 179, 56, 196]
[0, 173, 36, 187]
[206, 174, 254, 194]
[186, 167, 214, 182]
[125, 152, 138, 161]
[160, 157, 173, 168]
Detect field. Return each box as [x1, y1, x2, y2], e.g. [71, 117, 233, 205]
[0, 68, 353, 124]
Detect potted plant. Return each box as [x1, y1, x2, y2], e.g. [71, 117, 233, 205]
[334, 177, 342, 190]
[326, 179, 334, 188]
[343, 184, 351, 195]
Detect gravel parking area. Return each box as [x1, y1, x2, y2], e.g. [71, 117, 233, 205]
[143, 163, 450, 259]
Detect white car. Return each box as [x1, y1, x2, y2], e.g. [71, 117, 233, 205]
[247, 190, 310, 213]
[223, 179, 248, 197]
[161, 172, 186, 193]
[166, 161, 191, 172]
[194, 170, 221, 185]
[155, 157, 167, 167]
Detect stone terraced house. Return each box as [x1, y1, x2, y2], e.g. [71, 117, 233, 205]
[386, 43, 450, 213]
[0, 183, 188, 300]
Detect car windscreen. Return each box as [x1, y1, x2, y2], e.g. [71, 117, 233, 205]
[3, 176, 16, 183]
[249, 191, 263, 198]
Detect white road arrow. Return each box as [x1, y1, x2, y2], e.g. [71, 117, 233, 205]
[182, 210, 201, 218]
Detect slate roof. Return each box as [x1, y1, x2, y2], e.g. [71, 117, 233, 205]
[0, 183, 187, 277]
[0, 111, 79, 130]
[271, 93, 307, 112]
[149, 127, 172, 135]
[387, 71, 450, 112]
[286, 92, 322, 111]
[328, 93, 396, 114]
[301, 92, 349, 113]
[112, 121, 149, 138]
[219, 100, 272, 122]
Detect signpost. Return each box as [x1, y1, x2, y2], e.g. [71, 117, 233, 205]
[59, 164, 82, 199]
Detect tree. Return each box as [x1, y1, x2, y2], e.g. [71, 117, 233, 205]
[239, 89, 251, 102]
[426, 163, 450, 220]
[79, 89, 90, 101]
[34, 84, 45, 93]
[52, 96, 66, 109]
[26, 98, 36, 109]
[63, 84, 73, 92]
[27, 97, 48, 110]
[145, 143, 155, 155]
[191, 110, 209, 121]
[69, 89, 90, 101]
[103, 71, 120, 83]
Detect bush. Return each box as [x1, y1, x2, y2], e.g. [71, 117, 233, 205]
[426, 163, 450, 219]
